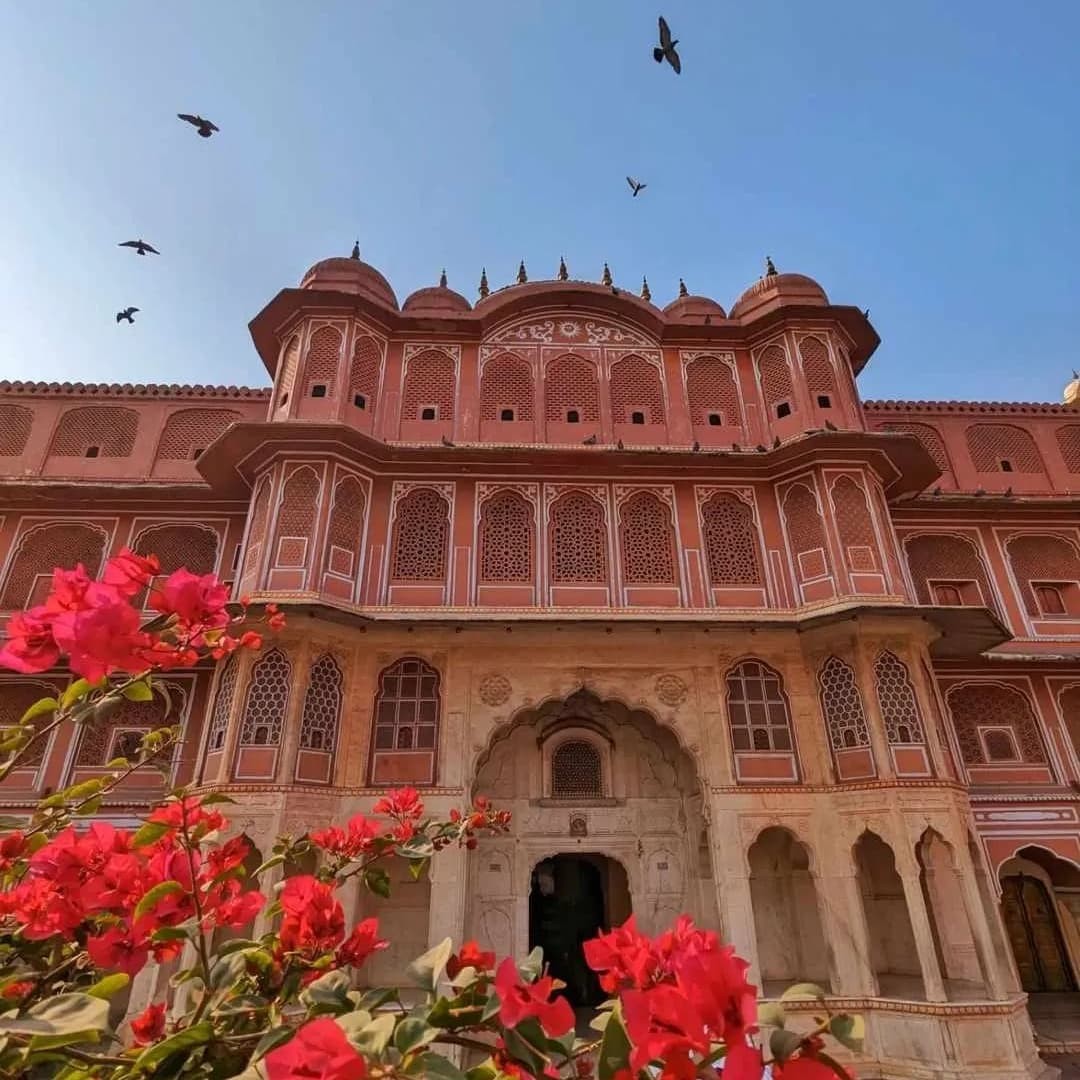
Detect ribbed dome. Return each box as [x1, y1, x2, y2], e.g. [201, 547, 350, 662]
[730, 272, 828, 320]
[300, 256, 399, 310]
[402, 284, 472, 315]
[663, 294, 727, 322]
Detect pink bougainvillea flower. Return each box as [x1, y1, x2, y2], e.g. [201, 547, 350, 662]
[372, 786, 423, 820]
[150, 568, 229, 630]
[447, 939, 496, 978]
[494, 957, 574, 1037]
[86, 926, 149, 977]
[129, 1002, 166, 1045]
[0, 607, 60, 674]
[101, 549, 159, 599]
[265, 1017, 368, 1080]
[50, 587, 148, 681]
[336, 917, 387, 968]
[278, 875, 345, 957]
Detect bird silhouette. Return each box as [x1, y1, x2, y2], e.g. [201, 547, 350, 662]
[119, 240, 159, 256]
[616, 439, 625, 450]
[1004, 486, 1014, 497]
[863, 308, 871, 319]
[653, 16, 681, 73]
[932, 486, 942, 496]
[115, 307, 138, 324]
[178, 113, 219, 138]
[731, 442, 740, 451]
[975, 487, 986, 496]
[824, 420, 838, 432]
[583, 434, 598, 445]
[756, 444, 767, 453]
[626, 176, 647, 197]
[692, 441, 701, 452]
[441, 435, 455, 447]
[772, 435, 781, 449]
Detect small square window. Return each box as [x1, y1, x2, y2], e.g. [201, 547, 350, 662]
[566, 409, 580, 424]
[1035, 583, 1067, 616]
[85, 446, 100, 459]
[421, 406, 437, 421]
[1000, 459, 1013, 473]
[776, 402, 792, 419]
[933, 584, 963, 606]
[707, 413, 722, 427]
[817, 394, 832, 408]
[353, 394, 366, 409]
[500, 408, 515, 422]
[631, 411, 646, 425]
[311, 384, 327, 398]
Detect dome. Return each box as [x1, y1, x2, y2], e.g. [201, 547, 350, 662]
[402, 281, 472, 316]
[1065, 373, 1080, 408]
[299, 254, 399, 310]
[663, 294, 727, 322]
[730, 271, 828, 320]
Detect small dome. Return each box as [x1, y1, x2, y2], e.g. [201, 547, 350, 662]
[1065, 373, 1080, 408]
[300, 255, 399, 310]
[663, 294, 727, 322]
[402, 283, 472, 316]
[730, 272, 828, 320]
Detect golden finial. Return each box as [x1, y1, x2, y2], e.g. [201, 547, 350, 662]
[558, 256, 568, 281]
[601, 262, 613, 287]
[517, 260, 528, 284]
[765, 255, 777, 276]
[641, 276, 651, 302]
[678, 278, 688, 298]
[439, 269, 447, 288]
[478, 267, 489, 299]
[350, 240, 360, 260]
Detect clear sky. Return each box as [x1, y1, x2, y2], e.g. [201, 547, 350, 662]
[1, 2, 1077, 402]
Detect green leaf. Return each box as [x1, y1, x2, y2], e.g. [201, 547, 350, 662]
[395, 1017, 438, 1056]
[351, 1012, 395, 1058]
[517, 947, 543, 983]
[407, 937, 453, 992]
[0, 993, 110, 1051]
[209, 951, 249, 991]
[133, 879, 185, 921]
[122, 679, 154, 703]
[74, 796, 102, 817]
[253, 853, 285, 877]
[780, 982, 828, 1002]
[151, 926, 190, 944]
[0, 816, 28, 830]
[250, 1024, 294, 1063]
[301, 969, 352, 1011]
[62, 778, 103, 802]
[758, 1002, 786, 1028]
[503, 1018, 550, 1080]
[85, 973, 129, 1001]
[597, 1001, 631, 1080]
[409, 1053, 466, 1080]
[131, 820, 171, 848]
[769, 1028, 803, 1063]
[61, 679, 95, 710]
[829, 1013, 865, 1052]
[396, 836, 435, 860]
[198, 792, 237, 806]
[364, 866, 391, 898]
[19, 698, 58, 725]
[466, 1065, 497, 1080]
[132, 1021, 213, 1072]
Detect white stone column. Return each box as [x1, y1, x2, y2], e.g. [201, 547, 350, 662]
[427, 842, 467, 950]
[953, 837, 1007, 998]
[894, 846, 947, 1002]
[817, 869, 878, 996]
[709, 803, 759, 985]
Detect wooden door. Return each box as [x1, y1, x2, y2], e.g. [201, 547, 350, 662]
[1000, 874, 1076, 992]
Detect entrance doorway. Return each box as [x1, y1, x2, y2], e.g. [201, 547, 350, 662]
[1001, 874, 1076, 993]
[529, 854, 631, 1009]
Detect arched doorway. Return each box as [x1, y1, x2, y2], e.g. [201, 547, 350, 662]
[529, 854, 630, 1008]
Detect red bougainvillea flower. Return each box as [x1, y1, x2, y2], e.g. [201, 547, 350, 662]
[337, 917, 387, 968]
[265, 1017, 368, 1080]
[210, 884, 265, 929]
[86, 925, 149, 977]
[0, 980, 34, 1002]
[0, 607, 61, 674]
[0, 877, 82, 939]
[675, 946, 757, 1044]
[718, 1040, 765, 1079]
[447, 939, 496, 979]
[129, 1002, 167, 1046]
[50, 588, 149, 682]
[150, 568, 229, 632]
[279, 875, 345, 957]
[0, 832, 27, 874]
[774, 1055, 852, 1078]
[494, 958, 574, 1037]
[583, 915, 658, 992]
[372, 786, 423, 820]
[311, 813, 380, 859]
[146, 796, 225, 838]
[622, 983, 709, 1075]
[101, 549, 159, 599]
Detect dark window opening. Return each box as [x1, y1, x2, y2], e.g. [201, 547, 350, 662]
[776, 402, 792, 419]
[1035, 584, 1067, 616]
[353, 394, 366, 409]
[984, 729, 1017, 762]
[566, 409, 580, 424]
[630, 411, 646, 425]
[253, 725, 269, 746]
[1000, 459, 1014, 472]
[933, 583, 964, 606]
[707, 413, 722, 427]
[191, 448, 204, 460]
[817, 394, 832, 408]
[210, 729, 225, 751]
[311, 384, 327, 398]
[500, 408, 515, 422]
[85, 446, 99, 459]
[421, 406, 437, 421]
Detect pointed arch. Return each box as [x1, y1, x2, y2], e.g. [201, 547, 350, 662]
[965, 424, 1045, 475]
[758, 344, 794, 417]
[370, 656, 440, 786]
[205, 654, 241, 754]
[700, 493, 762, 587]
[799, 336, 837, 405]
[549, 491, 608, 584]
[818, 655, 870, 750]
[50, 406, 138, 457]
[874, 652, 925, 745]
[239, 474, 273, 594]
[480, 354, 534, 422]
[1, 522, 108, 610]
[831, 475, 879, 573]
[725, 659, 795, 754]
[303, 325, 343, 397]
[544, 355, 599, 424]
[783, 482, 830, 584]
[685, 356, 741, 430]
[239, 648, 291, 748]
[323, 474, 367, 581]
[348, 334, 382, 414]
[272, 466, 321, 572]
[479, 490, 534, 584]
[946, 682, 1047, 766]
[903, 533, 997, 613]
[618, 491, 676, 585]
[1004, 533, 1080, 617]
[609, 355, 665, 425]
[390, 488, 450, 583]
[402, 349, 456, 421]
[299, 653, 343, 760]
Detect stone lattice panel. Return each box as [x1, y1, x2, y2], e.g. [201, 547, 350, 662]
[1, 523, 107, 609]
[303, 326, 343, 396]
[818, 655, 870, 749]
[609, 356, 665, 424]
[299, 653, 343, 751]
[874, 651, 925, 744]
[965, 423, 1045, 474]
[75, 691, 177, 767]
[700, 493, 762, 586]
[904, 533, 996, 612]
[726, 659, 793, 752]
[783, 484, 829, 581]
[402, 350, 456, 420]
[273, 468, 320, 568]
[240, 475, 272, 588]
[946, 683, 1046, 765]
[799, 336, 837, 396]
[50, 406, 138, 457]
[349, 335, 382, 408]
[479, 491, 534, 584]
[1055, 425, 1080, 473]
[549, 492, 608, 584]
[206, 654, 240, 752]
[618, 492, 676, 585]
[685, 357, 740, 428]
[758, 345, 793, 411]
[0, 681, 60, 767]
[880, 422, 953, 476]
[325, 476, 366, 576]
[480, 354, 534, 421]
[0, 405, 32, 456]
[831, 476, 878, 572]
[551, 740, 602, 798]
[391, 489, 449, 582]
[1005, 534, 1080, 616]
[239, 648, 291, 747]
[544, 355, 600, 422]
[277, 335, 300, 406]
[156, 409, 242, 461]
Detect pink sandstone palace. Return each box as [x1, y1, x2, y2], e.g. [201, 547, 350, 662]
[0, 251, 1078, 1078]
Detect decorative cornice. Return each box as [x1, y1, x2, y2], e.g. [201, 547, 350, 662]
[865, 398, 1072, 417]
[0, 381, 270, 400]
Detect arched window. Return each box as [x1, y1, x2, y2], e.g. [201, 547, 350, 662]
[49, 406, 138, 458]
[983, 729, 1019, 762]
[324, 475, 367, 580]
[303, 326, 343, 397]
[758, 345, 794, 419]
[1005, 534, 1080, 617]
[799, 336, 837, 409]
[874, 652, 925, 745]
[550, 740, 603, 799]
[783, 483, 829, 583]
[206, 654, 240, 753]
[1057, 685, 1080, 762]
[402, 350, 456, 421]
[390, 488, 450, 582]
[700, 493, 762, 587]
[299, 654, 343, 753]
[373, 657, 439, 751]
[685, 357, 741, 430]
[831, 476, 878, 573]
[903, 533, 997, 614]
[0, 405, 33, 457]
[131, 524, 220, 607]
[74, 687, 180, 770]
[618, 492, 676, 585]
[0, 680, 60, 769]
[544, 355, 600, 424]
[946, 683, 1046, 765]
[965, 424, 1045, 475]
[479, 491, 534, 584]
[726, 660, 794, 752]
[880, 422, 953, 477]
[276, 335, 300, 412]
[480, 354, 534, 423]
[349, 334, 381, 413]
[1056, 425, 1080, 473]
[272, 467, 321, 571]
[609, 356, 665, 426]
[549, 491, 607, 584]
[1, 522, 107, 610]
[818, 655, 870, 750]
[239, 474, 273, 593]
[239, 648, 292, 748]
[155, 409, 241, 464]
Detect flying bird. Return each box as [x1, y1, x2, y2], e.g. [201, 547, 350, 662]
[119, 240, 159, 256]
[653, 16, 681, 73]
[178, 113, 219, 138]
[626, 176, 647, 197]
[115, 307, 138, 324]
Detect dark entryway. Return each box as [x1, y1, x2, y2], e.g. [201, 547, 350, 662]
[1001, 874, 1076, 993]
[529, 854, 630, 1008]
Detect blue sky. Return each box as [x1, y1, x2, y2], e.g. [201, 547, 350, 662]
[1, 2, 1077, 402]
